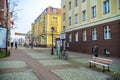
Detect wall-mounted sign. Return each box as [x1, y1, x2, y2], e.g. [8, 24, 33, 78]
[0, 26, 7, 49]
[60, 33, 66, 39]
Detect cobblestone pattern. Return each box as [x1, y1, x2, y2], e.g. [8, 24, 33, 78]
[0, 61, 27, 69]
[0, 71, 39, 80]
[38, 59, 71, 66]
[51, 67, 110, 80]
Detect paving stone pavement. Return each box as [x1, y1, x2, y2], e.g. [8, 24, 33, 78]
[0, 46, 120, 80]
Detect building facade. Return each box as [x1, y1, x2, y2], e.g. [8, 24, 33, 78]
[0, 0, 11, 45]
[61, 0, 120, 57]
[31, 6, 61, 47]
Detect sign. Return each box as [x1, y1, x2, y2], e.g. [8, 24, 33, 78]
[60, 33, 66, 39]
[0, 26, 7, 49]
[15, 32, 23, 35]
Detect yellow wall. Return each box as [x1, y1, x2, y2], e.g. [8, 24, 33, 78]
[62, 0, 120, 32]
[31, 12, 61, 47]
[47, 14, 61, 46]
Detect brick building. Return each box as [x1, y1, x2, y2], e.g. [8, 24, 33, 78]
[61, 0, 120, 57]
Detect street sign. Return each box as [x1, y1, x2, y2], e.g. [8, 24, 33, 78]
[15, 32, 34, 38]
[15, 32, 23, 35]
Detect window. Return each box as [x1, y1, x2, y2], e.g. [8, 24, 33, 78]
[92, 28, 97, 40]
[92, 6, 96, 18]
[82, 0, 86, 2]
[75, 14, 78, 24]
[83, 30, 87, 41]
[82, 10, 86, 21]
[103, 0, 110, 14]
[53, 8, 57, 14]
[119, 0, 120, 9]
[75, 32, 78, 42]
[63, 26, 66, 32]
[69, 17, 72, 26]
[104, 26, 111, 39]
[52, 17, 57, 23]
[69, 2, 72, 10]
[69, 34, 72, 42]
[75, 0, 78, 7]
[63, 13, 65, 21]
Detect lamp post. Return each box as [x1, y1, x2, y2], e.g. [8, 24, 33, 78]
[51, 26, 55, 55]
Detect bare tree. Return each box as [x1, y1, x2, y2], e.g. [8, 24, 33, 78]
[9, 0, 21, 21]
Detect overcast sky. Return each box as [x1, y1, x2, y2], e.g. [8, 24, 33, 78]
[11, 0, 61, 39]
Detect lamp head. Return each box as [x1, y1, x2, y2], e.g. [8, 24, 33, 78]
[51, 27, 55, 32]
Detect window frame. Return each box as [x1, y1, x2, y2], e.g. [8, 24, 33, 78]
[69, 1, 72, 10]
[83, 30, 87, 41]
[82, 10, 86, 21]
[75, 32, 79, 42]
[69, 33, 72, 42]
[75, 0, 78, 7]
[91, 6, 96, 18]
[104, 25, 111, 40]
[92, 28, 97, 40]
[103, 0, 110, 14]
[75, 14, 78, 24]
[69, 17, 72, 26]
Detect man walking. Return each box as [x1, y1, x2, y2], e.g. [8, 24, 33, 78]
[93, 44, 99, 57]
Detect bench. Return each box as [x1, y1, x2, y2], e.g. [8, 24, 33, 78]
[89, 56, 113, 72]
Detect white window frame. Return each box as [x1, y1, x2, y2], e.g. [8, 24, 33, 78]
[104, 26, 111, 40]
[69, 17, 72, 26]
[103, 0, 110, 14]
[69, 1, 72, 10]
[83, 30, 87, 41]
[82, 10, 86, 21]
[92, 28, 97, 40]
[75, 32, 78, 42]
[75, 14, 78, 24]
[69, 34, 72, 42]
[92, 6, 96, 18]
[75, 0, 78, 7]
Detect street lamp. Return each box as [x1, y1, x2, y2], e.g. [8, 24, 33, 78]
[51, 26, 55, 55]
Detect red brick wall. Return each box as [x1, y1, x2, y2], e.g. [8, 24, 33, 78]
[66, 20, 120, 57]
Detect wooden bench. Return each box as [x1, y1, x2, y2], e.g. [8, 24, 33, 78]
[89, 56, 113, 72]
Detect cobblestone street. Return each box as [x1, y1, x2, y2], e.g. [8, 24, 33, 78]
[0, 46, 120, 80]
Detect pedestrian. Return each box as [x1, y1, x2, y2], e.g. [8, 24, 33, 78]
[11, 42, 13, 49]
[15, 42, 17, 49]
[93, 44, 99, 57]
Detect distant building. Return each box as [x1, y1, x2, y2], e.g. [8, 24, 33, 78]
[31, 6, 61, 47]
[61, 0, 120, 57]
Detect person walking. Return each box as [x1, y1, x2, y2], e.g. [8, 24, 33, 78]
[11, 42, 13, 49]
[15, 42, 17, 49]
[93, 44, 99, 57]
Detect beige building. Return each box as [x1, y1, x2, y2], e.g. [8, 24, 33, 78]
[61, 0, 120, 57]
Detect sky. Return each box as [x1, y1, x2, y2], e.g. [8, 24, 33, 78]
[11, 0, 61, 40]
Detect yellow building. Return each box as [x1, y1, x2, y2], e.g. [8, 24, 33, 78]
[31, 6, 61, 47]
[61, 0, 120, 57]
